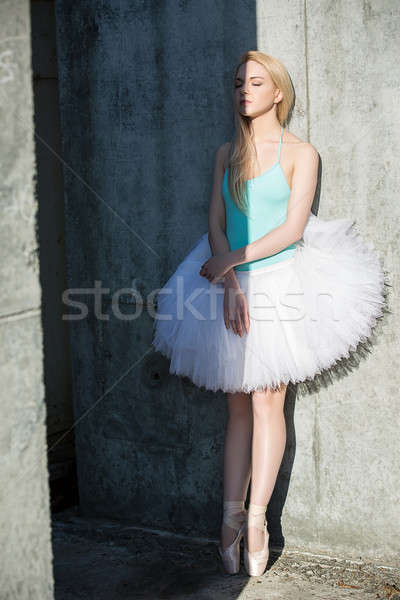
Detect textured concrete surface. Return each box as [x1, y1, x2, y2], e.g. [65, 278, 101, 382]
[0, 0, 53, 598]
[30, 0, 76, 487]
[53, 507, 400, 600]
[278, 0, 399, 562]
[53, 0, 399, 566]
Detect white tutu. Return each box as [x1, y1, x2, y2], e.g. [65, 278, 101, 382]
[152, 212, 389, 395]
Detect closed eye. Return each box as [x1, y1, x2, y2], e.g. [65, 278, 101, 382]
[235, 83, 262, 88]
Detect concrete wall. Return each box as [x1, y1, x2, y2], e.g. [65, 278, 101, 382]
[31, 0, 77, 508]
[54, 0, 399, 564]
[275, 0, 399, 563]
[0, 0, 53, 597]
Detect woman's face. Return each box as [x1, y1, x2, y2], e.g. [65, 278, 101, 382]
[234, 60, 282, 118]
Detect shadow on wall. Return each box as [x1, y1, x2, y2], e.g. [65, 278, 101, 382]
[30, 0, 79, 513]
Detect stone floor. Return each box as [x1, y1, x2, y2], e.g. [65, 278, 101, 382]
[52, 506, 400, 600]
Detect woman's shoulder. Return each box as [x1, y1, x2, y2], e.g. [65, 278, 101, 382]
[216, 142, 232, 171]
[285, 129, 318, 160]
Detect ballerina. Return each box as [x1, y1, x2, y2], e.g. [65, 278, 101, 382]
[152, 50, 387, 576]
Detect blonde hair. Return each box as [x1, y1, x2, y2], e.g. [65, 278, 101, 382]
[226, 51, 294, 213]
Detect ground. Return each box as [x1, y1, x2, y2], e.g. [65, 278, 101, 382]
[52, 506, 400, 600]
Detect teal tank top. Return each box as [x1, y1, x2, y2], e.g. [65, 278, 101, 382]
[222, 125, 296, 271]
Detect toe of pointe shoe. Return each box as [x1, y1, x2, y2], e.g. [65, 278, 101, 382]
[218, 522, 245, 575]
[218, 544, 239, 574]
[243, 527, 269, 577]
[244, 548, 269, 576]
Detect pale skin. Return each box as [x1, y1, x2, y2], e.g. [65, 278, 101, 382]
[202, 60, 319, 553]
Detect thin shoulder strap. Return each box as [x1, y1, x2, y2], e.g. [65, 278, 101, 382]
[277, 125, 283, 163]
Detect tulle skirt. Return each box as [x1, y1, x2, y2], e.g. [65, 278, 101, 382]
[152, 212, 389, 395]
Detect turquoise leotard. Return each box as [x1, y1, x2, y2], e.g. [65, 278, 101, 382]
[222, 125, 296, 271]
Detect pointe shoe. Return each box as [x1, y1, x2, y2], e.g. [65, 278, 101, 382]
[217, 500, 246, 574]
[244, 503, 269, 577]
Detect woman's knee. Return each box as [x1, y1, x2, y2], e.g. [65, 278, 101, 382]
[226, 391, 252, 419]
[251, 384, 287, 417]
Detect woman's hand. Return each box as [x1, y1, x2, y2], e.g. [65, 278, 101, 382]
[199, 252, 233, 284]
[223, 279, 250, 337]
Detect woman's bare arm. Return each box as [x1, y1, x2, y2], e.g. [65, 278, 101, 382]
[229, 143, 319, 268]
[208, 144, 240, 286]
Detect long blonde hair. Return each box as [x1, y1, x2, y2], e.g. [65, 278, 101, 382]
[226, 51, 294, 213]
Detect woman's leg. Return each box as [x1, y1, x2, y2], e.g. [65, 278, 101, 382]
[221, 391, 252, 549]
[247, 383, 287, 552]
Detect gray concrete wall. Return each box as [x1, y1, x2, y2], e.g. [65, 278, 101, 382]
[271, 0, 399, 564]
[0, 0, 54, 597]
[31, 0, 76, 503]
[54, 0, 399, 564]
